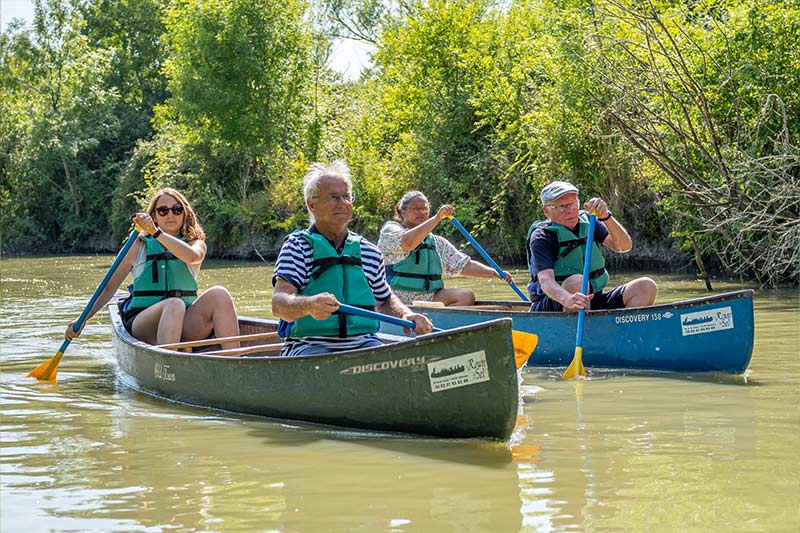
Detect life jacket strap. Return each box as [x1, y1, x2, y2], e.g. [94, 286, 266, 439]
[132, 289, 198, 298]
[414, 241, 435, 264]
[385, 268, 442, 291]
[146, 251, 178, 283]
[554, 267, 608, 285]
[557, 238, 586, 260]
[310, 256, 363, 280]
[333, 305, 375, 338]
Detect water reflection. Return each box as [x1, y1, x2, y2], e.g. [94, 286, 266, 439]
[2, 257, 799, 532]
[516, 367, 763, 531]
[3, 377, 523, 532]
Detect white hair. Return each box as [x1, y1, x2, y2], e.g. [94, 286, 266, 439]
[302, 160, 353, 222]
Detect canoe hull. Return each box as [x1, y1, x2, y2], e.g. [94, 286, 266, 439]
[385, 290, 754, 374]
[109, 304, 520, 439]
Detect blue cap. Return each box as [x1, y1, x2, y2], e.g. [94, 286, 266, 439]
[540, 181, 578, 204]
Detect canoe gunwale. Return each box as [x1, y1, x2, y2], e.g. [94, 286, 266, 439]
[453, 289, 755, 318]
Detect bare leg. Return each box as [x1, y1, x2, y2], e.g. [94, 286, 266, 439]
[433, 287, 476, 306]
[622, 277, 658, 308]
[131, 298, 187, 345]
[182, 286, 240, 350]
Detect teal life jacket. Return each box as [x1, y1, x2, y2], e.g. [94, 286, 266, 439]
[288, 229, 378, 338]
[128, 236, 198, 310]
[385, 234, 445, 293]
[526, 212, 609, 294]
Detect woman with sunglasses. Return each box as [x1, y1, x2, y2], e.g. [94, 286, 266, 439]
[64, 188, 241, 351]
[377, 190, 514, 306]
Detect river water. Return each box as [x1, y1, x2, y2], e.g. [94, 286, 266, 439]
[1, 256, 798, 532]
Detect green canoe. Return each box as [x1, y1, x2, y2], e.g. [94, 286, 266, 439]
[108, 302, 520, 440]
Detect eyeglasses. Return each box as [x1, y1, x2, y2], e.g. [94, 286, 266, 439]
[546, 199, 579, 212]
[405, 205, 430, 213]
[313, 192, 355, 204]
[155, 204, 184, 216]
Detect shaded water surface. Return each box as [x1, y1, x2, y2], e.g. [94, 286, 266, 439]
[1, 256, 798, 532]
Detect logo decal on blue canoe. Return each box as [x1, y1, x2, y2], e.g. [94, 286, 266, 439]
[680, 306, 734, 336]
[339, 356, 441, 375]
[428, 350, 490, 392]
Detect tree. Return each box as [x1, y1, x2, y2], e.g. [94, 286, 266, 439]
[0, 0, 120, 250]
[580, 0, 800, 285]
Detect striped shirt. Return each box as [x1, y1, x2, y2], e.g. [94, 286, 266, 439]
[272, 230, 393, 355]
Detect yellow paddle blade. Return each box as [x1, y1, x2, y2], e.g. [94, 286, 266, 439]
[27, 351, 63, 381]
[512, 331, 538, 369]
[562, 346, 586, 380]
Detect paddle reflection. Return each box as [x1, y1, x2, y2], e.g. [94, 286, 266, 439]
[516, 370, 759, 530]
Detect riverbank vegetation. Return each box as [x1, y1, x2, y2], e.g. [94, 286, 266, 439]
[1, 0, 797, 286]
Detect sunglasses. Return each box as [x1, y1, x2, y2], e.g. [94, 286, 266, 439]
[155, 205, 184, 216]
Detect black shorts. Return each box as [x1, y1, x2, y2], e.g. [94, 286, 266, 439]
[530, 284, 626, 312]
[118, 298, 145, 335]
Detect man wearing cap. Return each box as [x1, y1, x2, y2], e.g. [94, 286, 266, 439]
[526, 181, 657, 312]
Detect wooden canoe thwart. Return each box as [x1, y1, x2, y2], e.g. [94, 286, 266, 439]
[386, 290, 755, 374]
[108, 302, 522, 440]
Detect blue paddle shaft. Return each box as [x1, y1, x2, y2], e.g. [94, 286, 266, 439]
[448, 216, 529, 302]
[575, 214, 597, 351]
[337, 303, 442, 333]
[71, 230, 140, 335]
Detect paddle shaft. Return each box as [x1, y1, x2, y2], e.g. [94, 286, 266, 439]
[574, 214, 597, 353]
[30, 229, 140, 380]
[73, 229, 141, 334]
[337, 303, 442, 333]
[447, 216, 529, 302]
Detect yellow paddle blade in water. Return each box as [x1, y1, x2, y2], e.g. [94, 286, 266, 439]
[562, 346, 586, 379]
[512, 331, 538, 369]
[27, 351, 63, 381]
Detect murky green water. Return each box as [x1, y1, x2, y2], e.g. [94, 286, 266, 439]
[1, 256, 798, 532]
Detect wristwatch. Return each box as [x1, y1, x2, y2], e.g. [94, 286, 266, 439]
[598, 211, 613, 222]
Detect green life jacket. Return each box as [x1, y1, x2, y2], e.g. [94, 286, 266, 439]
[289, 229, 378, 338]
[129, 236, 198, 310]
[526, 212, 609, 293]
[386, 234, 445, 293]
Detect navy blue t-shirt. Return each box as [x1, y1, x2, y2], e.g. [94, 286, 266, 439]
[527, 220, 609, 298]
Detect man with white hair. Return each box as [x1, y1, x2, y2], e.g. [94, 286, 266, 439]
[526, 180, 657, 312]
[271, 161, 433, 357]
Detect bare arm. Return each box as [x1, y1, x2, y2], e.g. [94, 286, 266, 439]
[271, 277, 339, 322]
[537, 269, 592, 311]
[600, 217, 632, 253]
[399, 205, 455, 251]
[132, 212, 206, 265]
[376, 295, 433, 334]
[460, 259, 514, 283]
[65, 241, 139, 339]
[584, 197, 632, 253]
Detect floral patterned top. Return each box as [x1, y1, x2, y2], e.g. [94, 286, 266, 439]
[377, 221, 471, 303]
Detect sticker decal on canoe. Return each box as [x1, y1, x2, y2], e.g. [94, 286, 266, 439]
[428, 351, 490, 392]
[339, 356, 441, 375]
[680, 306, 734, 336]
[154, 362, 175, 382]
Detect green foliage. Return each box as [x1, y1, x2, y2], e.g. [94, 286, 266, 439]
[1, 0, 797, 285]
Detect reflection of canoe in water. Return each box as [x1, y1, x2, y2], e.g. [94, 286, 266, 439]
[382, 290, 754, 374]
[108, 302, 520, 440]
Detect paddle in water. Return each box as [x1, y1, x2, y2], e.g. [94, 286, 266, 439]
[445, 215, 530, 302]
[562, 211, 596, 380]
[28, 229, 141, 381]
[336, 303, 537, 369]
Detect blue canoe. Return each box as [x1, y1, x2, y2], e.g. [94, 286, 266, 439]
[382, 290, 754, 374]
